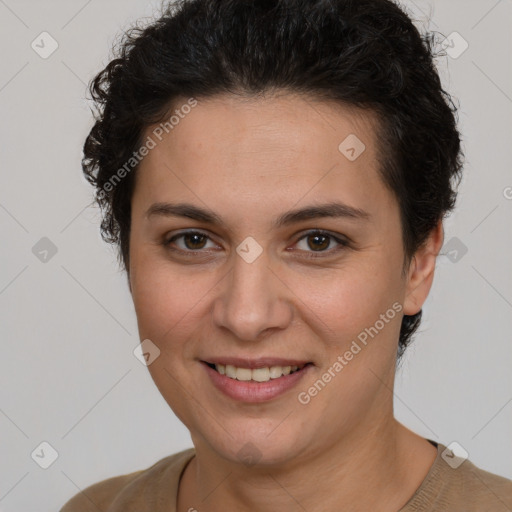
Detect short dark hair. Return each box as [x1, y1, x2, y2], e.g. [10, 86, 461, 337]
[83, 0, 464, 358]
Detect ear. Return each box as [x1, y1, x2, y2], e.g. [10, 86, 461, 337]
[403, 220, 444, 316]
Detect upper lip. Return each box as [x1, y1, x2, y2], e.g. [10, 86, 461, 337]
[201, 357, 312, 369]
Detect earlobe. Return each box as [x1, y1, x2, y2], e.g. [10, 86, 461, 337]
[402, 221, 444, 316]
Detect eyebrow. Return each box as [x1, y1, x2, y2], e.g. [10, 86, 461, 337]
[145, 201, 370, 228]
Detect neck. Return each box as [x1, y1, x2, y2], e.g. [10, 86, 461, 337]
[177, 415, 437, 512]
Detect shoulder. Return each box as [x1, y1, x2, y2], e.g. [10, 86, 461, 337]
[449, 459, 512, 510]
[59, 448, 196, 512]
[403, 442, 512, 511]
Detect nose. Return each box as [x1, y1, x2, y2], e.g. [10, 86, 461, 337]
[212, 245, 293, 342]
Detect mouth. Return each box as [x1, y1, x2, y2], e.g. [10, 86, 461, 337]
[201, 359, 314, 402]
[203, 361, 312, 383]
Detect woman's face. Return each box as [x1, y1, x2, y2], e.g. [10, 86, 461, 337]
[128, 93, 428, 465]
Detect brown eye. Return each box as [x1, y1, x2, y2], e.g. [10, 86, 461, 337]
[164, 231, 216, 253]
[294, 230, 349, 257]
[306, 233, 330, 251]
[182, 233, 208, 250]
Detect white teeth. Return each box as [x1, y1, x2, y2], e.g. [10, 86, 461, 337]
[252, 367, 270, 382]
[269, 366, 284, 379]
[214, 363, 304, 382]
[225, 364, 237, 379]
[236, 367, 252, 381]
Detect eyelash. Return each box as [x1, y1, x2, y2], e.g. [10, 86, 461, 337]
[163, 230, 349, 259]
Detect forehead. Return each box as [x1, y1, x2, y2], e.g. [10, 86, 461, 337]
[134, 93, 391, 223]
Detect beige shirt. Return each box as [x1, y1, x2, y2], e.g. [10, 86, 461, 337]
[60, 441, 512, 511]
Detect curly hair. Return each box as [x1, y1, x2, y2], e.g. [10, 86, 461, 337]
[83, 0, 464, 359]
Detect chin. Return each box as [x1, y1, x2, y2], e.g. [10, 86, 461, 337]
[195, 424, 308, 467]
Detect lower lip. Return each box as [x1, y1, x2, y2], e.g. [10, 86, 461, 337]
[202, 363, 313, 403]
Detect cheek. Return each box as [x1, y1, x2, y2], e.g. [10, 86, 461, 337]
[293, 259, 403, 343]
[129, 255, 208, 420]
[130, 251, 205, 342]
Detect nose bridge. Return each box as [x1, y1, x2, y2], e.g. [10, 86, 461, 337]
[212, 243, 291, 341]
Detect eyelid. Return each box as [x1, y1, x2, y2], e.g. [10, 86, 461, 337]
[291, 229, 350, 257]
[163, 229, 350, 256]
[164, 229, 220, 251]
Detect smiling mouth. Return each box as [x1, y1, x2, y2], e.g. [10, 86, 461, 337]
[204, 362, 312, 383]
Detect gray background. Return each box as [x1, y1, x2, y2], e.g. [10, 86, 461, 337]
[0, 0, 511, 510]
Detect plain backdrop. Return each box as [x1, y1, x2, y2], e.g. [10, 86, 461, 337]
[0, 0, 511, 510]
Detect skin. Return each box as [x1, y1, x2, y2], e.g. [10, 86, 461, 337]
[128, 92, 443, 511]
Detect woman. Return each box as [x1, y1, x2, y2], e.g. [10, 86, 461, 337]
[61, 0, 512, 510]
